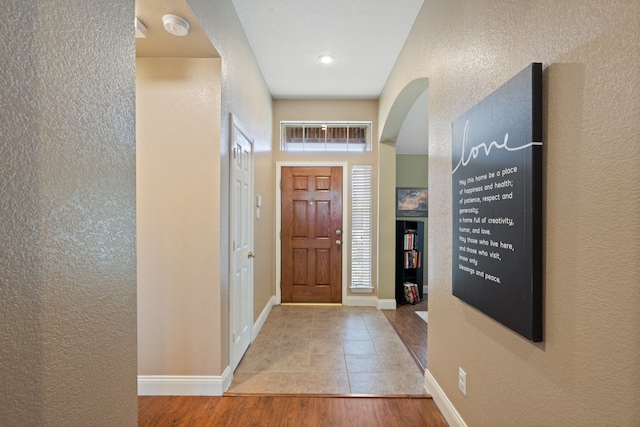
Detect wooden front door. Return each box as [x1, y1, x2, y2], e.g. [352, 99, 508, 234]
[281, 166, 343, 303]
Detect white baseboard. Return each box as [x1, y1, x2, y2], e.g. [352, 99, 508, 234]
[376, 298, 397, 310]
[345, 296, 396, 309]
[138, 366, 232, 396]
[424, 369, 467, 427]
[253, 295, 275, 340]
[345, 295, 377, 306]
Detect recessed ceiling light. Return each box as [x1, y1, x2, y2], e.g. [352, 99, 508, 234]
[317, 54, 336, 65]
[162, 14, 190, 37]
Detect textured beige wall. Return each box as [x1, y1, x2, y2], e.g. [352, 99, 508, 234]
[273, 99, 380, 297]
[378, 142, 397, 300]
[187, 0, 274, 368]
[0, 1, 137, 426]
[380, 0, 640, 425]
[136, 58, 222, 375]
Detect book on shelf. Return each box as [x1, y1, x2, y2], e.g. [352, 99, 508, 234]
[404, 250, 421, 269]
[403, 282, 420, 304]
[403, 230, 418, 250]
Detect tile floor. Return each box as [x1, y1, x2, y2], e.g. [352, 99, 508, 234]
[227, 305, 427, 395]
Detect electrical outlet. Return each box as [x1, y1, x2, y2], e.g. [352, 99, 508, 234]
[458, 367, 467, 396]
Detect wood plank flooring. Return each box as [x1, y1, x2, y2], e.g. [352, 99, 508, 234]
[138, 394, 448, 426]
[382, 298, 429, 373]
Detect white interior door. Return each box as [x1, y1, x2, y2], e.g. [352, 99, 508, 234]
[230, 115, 254, 371]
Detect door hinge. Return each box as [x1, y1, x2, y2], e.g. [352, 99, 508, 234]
[279, 180, 282, 189]
[279, 230, 281, 239]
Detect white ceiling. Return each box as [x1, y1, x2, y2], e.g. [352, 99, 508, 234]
[231, 0, 424, 100]
[134, 0, 428, 154]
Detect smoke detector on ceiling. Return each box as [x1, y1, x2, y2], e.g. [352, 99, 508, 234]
[162, 14, 190, 37]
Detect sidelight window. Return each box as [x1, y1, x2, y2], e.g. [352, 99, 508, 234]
[351, 165, 373, 290]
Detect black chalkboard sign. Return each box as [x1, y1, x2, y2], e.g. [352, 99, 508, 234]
[451, 63, 543, 341]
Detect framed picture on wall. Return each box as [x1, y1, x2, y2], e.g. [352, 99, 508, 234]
[396, 187, 428, 217]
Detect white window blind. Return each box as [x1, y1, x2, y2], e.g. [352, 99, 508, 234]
[351, 165, 373, 288]
[280, 121, 372, 152]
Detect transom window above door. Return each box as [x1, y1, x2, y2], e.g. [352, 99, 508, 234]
[280, 121, 372, 152]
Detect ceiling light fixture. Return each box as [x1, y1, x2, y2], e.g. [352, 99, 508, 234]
[162, 14, 190, 37]
[317, 54, 336, 65]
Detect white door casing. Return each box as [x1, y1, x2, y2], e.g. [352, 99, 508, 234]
[275, 161, 349, 305]
[230, 115, 254, 371]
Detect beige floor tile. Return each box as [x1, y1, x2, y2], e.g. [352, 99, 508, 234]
[281, 328, 314, 341]
[345, 355, 385, 373]
[227, 372, 269, 393]
[364, 318, 394, 330]
[341, 329, 371, 340]
[235, 352, 276, 373]
[313, 318, 341, 329]
[339, 305, 376, 314]
[279, 338, 311, 354]
[338, 312, 365, 320]
[309, 354, 347, 372]
[348, 373, 394, 394]
[264, 372, 308, 393]
[307, 372, 350, 394]
[287, 318, 315, 329]
[340, 317, 367, 330]
[343, 340, 377, 355]
[310, 338, 344, 354]
[362, 311, 386, 320]
[387, 371, 428, 395]
[379, 353, 421, 373]
[367, 327, 401, 339]
[243, 341, 279, 358]
[312, 327, 341, 339]
[230, 304, 426, 397]
[271, 352, 310, 372]
[372, 337, 408, 354]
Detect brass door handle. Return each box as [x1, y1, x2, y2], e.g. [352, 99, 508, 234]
[335, 240, 341, 246]
[248, 251, 255, 258]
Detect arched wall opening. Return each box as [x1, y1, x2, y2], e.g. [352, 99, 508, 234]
[377, 78, 429, 304]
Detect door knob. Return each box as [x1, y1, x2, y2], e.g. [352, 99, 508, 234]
[336, 230, 342, 235]
[335, 240, 341, 246]
[248, 251, 255, 258]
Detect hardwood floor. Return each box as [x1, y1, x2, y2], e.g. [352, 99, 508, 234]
[138, 394, 448, 426]
[382, 297, 429, 373]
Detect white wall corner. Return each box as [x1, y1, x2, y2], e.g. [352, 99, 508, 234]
[138, 366, 233, 396]
[424, 369, 467, 427]
[253, 295, 276, 339]
[376, 298, 397, 310]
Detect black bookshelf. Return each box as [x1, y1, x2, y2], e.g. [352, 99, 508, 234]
[396, 220, 424, 304]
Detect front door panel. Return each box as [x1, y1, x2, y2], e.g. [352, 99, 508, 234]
[281, 166, 342, 303]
